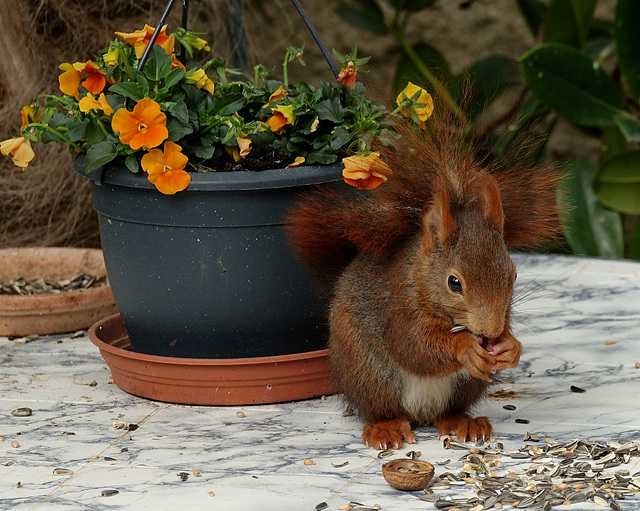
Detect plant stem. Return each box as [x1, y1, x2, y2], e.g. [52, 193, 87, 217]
[96, 119, 110, 137]
[390, 27, 464, 122]
[26, 123, 84, 152]
[282, 56, 289, 88]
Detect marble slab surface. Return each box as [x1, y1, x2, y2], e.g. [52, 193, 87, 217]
[1, 254, 640, 510]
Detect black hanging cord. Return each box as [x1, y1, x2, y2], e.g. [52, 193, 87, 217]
[137, 0, 178, 70]
[289, 0, 339, 80]
[180, 0, 190, 62]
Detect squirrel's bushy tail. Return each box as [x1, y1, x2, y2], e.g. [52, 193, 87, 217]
[286, 107, 562, 294]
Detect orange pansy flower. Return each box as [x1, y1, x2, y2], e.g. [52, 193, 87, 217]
[266, 105, 296, 134]
[268, 85, 287, 103]
[396, 82, 434, 129]
[1, 137, 36, 170]
[115, 24, 175, 59]
[236, 136, 252, 158]
[79, 93, 114, 116]
[185, 68, 214, 94]
[342, 152, 391, 190]
[337, 62, 357, 89]
[58, 60, 107, 99]
[58, 63, 83, 100]
[20, 105, 42, 129]
[111, 98, 168, 150]
[141, 141, 191, 195]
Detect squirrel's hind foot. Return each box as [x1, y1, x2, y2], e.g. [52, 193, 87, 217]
[436, 413, 492, 442]
[362, 418, 416, 450]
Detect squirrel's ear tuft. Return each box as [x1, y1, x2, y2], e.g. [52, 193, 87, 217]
[423, 184, 457, 246]
[472, 173, 504, 230]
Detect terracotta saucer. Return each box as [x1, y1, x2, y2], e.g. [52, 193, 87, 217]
[0, 247, 117, 336]
[89, 313, 335, 405]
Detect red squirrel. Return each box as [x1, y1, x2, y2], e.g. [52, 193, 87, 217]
[287, 111, 560, 450]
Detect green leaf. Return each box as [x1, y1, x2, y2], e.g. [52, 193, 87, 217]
[615, 0, 640, 100]
[66, 119, 87, 142]
[194, 145, 216, 159]
[85, 121, 107, 145]
[214, 94, 245, 116]
[164, 67, 185, 90]
[124, 155, 139, 173]
[515, 0, 545, 36]
[544, 0, 597, 48]
[109, 82, 145, 101]
[393, 42, 452, 96]
[142, 45, 173, 82]
[593, 150, 640, 214]
[315, 98, 345, 123]
[455, 55, 515, 119]
[330, 126, 351, 150]
[84, 141, 118, 173]
[306, 151, 338, 165]
[335, 4, 388, 35]
[629, 221, 640, 260]
[166, 117, 193, 141]
[519, 43, 624, 127]
[166, 101, 190, 124]
[559, 159, 623, 258]
[614, 113, 640, 143]
[599, 126, 627, 166]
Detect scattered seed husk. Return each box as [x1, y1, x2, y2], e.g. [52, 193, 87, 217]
[410, 436, 640, 511]
[0, 274, 105, 295]
[315, 502, 328, 511]
[11, 441, 19, 448]
[332, 461, 349, 468]
[377, 449, 395, 459]
[101, 489, 119, 497]
[515, 418, 530, 424]
[570, 385, 587, 393]
[605, 340, 617, 346]
[53, 468, 74, 475]
[235, 411, 245, 418]
[11, 407, 32, 417]
[177, 472, 189, 481]
[503, 404, 516, 411]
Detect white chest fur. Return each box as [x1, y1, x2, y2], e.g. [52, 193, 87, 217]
[400, 370, 469, 423]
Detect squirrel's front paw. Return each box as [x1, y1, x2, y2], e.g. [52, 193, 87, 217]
[490, 332, 522, 369]
[454, 334, 496, 382]
[362, 418, 416, 450]
[436, 413, 492, 442]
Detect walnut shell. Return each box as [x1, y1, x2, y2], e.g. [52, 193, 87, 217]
[381, 458, 435, 491]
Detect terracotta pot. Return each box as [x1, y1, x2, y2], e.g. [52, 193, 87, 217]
[0, 247, 117, 336]
[89, 313, 334, 405]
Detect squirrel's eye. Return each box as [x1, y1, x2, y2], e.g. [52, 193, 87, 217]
[448, 275, 463, 294]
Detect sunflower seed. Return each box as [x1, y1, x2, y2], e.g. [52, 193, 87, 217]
[11, 408, 32, 417]
[53, 468, 73, 475]
[570, 385, 587, 393]
[503, 405, 516, 411]
[101, 489, 119, 497]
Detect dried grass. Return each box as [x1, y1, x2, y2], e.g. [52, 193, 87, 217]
[0, 0, 226, 248]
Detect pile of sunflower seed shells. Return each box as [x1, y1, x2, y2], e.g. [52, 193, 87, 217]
[418, 435, 640, 510]
[0, 274, 103, 295]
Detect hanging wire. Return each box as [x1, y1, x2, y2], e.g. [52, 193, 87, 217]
[137, 0, 178, 71]
[180, 0, 190, 62]
[289, 0, 339, 80]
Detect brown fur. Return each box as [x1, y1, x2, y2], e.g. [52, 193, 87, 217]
[287, 108, 560, 449]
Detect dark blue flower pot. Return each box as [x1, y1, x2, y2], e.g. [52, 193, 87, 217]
[75, 158, 344, 358]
